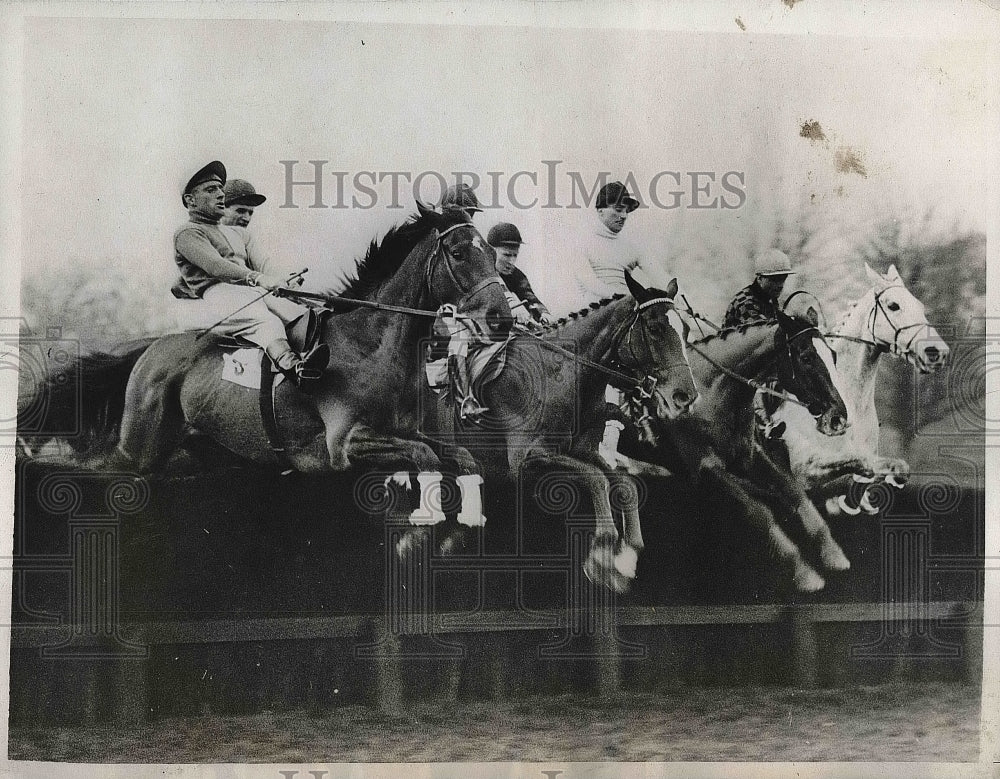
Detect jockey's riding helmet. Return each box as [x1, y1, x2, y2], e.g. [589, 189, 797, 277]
[487, 222, 524, 248]
[224, 179, 267, 207]
[753, 248, 796, 277]
[595, 181, 640, 212]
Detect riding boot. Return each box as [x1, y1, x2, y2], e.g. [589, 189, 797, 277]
[265, 338, 330, 393]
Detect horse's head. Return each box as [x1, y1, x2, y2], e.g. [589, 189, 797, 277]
[864, 262, 950, 373]
[617, 272, 698, 420]
[417, 201, 512, 339]
[775, 309, 848, 436]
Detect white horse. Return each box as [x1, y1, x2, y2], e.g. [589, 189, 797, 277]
[771, 263, 950, 514]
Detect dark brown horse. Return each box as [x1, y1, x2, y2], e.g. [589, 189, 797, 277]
[425, 273, 698, 592]
[622, 311, 851, 592]
[20, 206, 512, 527]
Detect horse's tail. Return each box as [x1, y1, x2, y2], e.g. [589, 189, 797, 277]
[17, 336, 158, 456]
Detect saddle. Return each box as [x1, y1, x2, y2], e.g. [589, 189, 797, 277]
[213, 306, 331, 356]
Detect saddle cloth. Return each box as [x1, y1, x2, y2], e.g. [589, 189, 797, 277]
[221, 349, 285, 390]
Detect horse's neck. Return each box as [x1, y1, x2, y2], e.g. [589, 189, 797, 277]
[691, 325, 778, 446]
[328, 235, 434, 383]
[699, 324, 778, 402]
[569, 300, 630, 367]
[834, 291, 884, 451]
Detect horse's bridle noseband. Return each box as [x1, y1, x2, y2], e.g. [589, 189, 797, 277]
[866, 285, 927, 360]
[425, 222, 504, 312]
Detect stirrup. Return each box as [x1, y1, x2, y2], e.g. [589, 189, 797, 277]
[279, 343, 330, 392]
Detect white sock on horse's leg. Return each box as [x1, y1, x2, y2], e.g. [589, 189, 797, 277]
[598, 419, 625, 469]
[455, 473, 486, 527]
[408, 471, 445, 525]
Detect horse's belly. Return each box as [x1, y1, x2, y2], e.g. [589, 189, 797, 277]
[183, 379, 324, 464]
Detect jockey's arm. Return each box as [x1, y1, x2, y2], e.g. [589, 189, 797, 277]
[245, 234, 304, 289]
[176, 228, 257, 286]
[627, 261, 657, 290]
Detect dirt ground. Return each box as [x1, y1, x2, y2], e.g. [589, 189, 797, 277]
[9, 681, 980, 763]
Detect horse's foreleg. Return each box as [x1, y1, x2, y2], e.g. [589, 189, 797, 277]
[699, 464, 825, 593]
[606, 469, 642, 580]
[520, 450, 627, 593]
[312, 396, 355, 471]
[752, 448, 850, 573]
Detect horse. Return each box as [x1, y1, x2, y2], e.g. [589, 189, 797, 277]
[622, 310, 851, 592]
[19, 204, 513, 528]
[425, 272, 698, 592]
[769, 262, 950, 514]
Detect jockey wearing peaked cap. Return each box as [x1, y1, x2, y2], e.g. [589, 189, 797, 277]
[722, 248, 796, 328]
[222, 179, 267, 228]
[171, 160, 328, 390]
[487, 222, 553, 325]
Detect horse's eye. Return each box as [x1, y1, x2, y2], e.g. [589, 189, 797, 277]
[887, 302, 900, 312]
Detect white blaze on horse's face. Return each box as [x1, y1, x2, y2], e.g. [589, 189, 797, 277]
[812, 336, 847, 410]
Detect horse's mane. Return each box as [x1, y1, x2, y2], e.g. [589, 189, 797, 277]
[339, 210, 465, 301]
[537, 294, 626, 334]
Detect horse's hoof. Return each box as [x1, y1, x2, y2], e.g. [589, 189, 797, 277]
[613, 545, 639, 579]
[885, 472, 907, 490]
[837, 495, 862, 516]
[819, 542, 851, 572]
[792, 562, 825, 593]
[583, 559, 631, 594]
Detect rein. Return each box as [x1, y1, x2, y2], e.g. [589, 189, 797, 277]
[280, 222, 499, 321]
[509, 295, 685, 393]
[685, 325, 815, 411]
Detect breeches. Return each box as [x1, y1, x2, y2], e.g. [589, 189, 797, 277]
[175, 283, 307, 348]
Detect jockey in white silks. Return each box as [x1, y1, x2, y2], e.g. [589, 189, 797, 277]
[566, 181, 660, 467]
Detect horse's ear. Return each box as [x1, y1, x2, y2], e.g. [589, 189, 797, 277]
[886, 263, 901, 281]
[665, 278, 678, 299]
[416, 199, 438, 221]
[805, 306, 820, 327]
[864, 262, 882, 285]
[624, 269, 648, 302]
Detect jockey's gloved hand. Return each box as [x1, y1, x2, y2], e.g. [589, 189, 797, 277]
[254, 273, 289, 291]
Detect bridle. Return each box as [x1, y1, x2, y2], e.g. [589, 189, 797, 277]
[612, 296, 693, 394]
[825, 286, 928, 362]
[425, 222, 504, 314]
[281, 222, 504, 326]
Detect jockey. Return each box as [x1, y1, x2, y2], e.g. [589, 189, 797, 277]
[221, 178, 267, 228]
[722, 248, 793, 328]
[487, 222, 553, 325]
[723, 248, 796, 439]
[568, 180, 658, 467]
[569, 181, 657, 300]
[171, 161, 329, 390]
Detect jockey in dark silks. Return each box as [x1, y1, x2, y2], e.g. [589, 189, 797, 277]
[722, 248, 795, 440]
[170, 161, 329, 390]
[487, 222, 554, 326]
